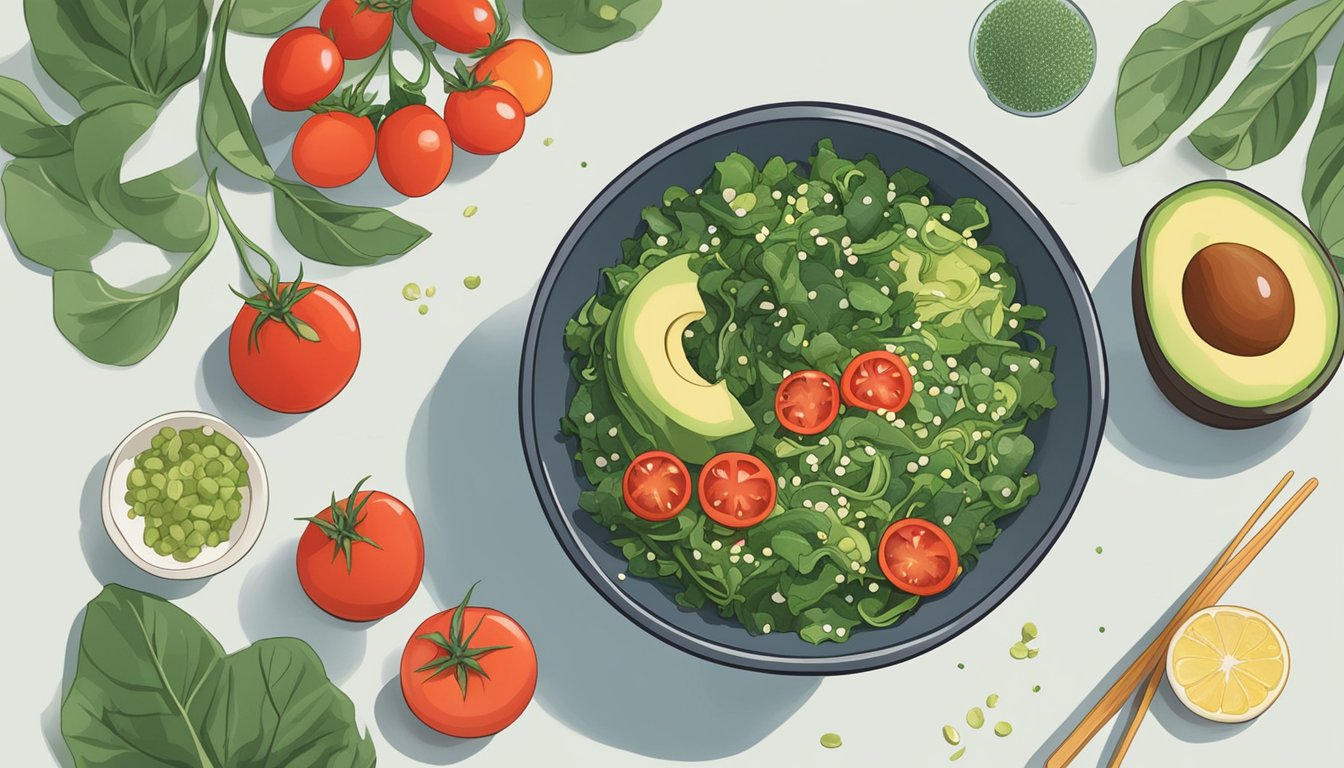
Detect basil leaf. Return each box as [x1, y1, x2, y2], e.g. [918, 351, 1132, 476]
[24, 0, 211, 110]
[1305, 40, 1344, 272]
[1, 152, 112, 270]
[72, 102, 212, 252]
[1190, 0, 1344, 170]
[0, 76, 70, 157]
[51, 202, 216, 366]
[62, 585, 376, 767]
[271, 179, 429, 266]
[201, 0, 276, 182]
[230, 0, 323, 34]
[523, 0, 663, 53]
[1115, 0, 1295, 165]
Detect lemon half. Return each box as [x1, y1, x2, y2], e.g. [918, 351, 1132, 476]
[1166, 605, 1289, 723]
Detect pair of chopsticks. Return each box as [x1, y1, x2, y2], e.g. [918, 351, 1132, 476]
[1047, 470, 1318, 768]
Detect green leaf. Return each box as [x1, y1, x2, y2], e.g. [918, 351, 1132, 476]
[24, 0, 211, 110]
[1304, 41, 1344, 272]
[229, 0, 323, 34]
[271, 179, 429, 266]
[1114, 0, 1295, 165]
[72, 102, 212, 252]
[200, 0, 276, 182]
[0, 76, 70, 157]
[51, 201, 217, 366]
[2, 152, 112, 270]
[62, 585, 375, 767]
[1189, 0, 1344, 170]
[523, 0, 663, 54]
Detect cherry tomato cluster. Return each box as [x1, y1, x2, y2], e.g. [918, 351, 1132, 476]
[262, 0, 552, 197]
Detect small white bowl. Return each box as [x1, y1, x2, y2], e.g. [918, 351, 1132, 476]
[102, 411, 269, 580]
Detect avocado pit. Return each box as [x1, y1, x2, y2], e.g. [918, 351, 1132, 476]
[1181, 242, 1294, 357]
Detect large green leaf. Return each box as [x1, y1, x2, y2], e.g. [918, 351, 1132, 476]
[1190, 0, 1344, 170]
[230, 0, 323, 35]
[2, 151, 112, 270]
[272, 179, 429, 266]
[0, 76, 70, 157]
[1115, 0, 1295, 165]
[62, 585, 376, 767]
[23, 0, 211, 110]
[200, 0, 277, 182]
[1304, 41, 1344, 273]
[523, 0, 663, 53]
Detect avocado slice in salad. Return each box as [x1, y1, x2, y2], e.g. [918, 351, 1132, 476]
[613, 254, 756, 463]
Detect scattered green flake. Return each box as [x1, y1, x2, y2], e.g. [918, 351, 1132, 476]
[1032, 685, 1041, 693]
[966, 707, 985, 729]
[1027, 648, 1039, 658]
[1095, 545, 1103, 554]
[994, 721, 1013, 737]
[950, 747, 966, 761]
[597, 3, 618, 20]
[820, 732, 842, 749]
[581, 161, 588, 168]
[1021, 622, 1038, 642]
[942, 725, 960, 746]
[1099, 626, 1106, 633]
[543, 137, 554, 146]
[424, 285, 437, 298]
[957, 662, 965, 670]
[402, 282, 421, 301]
[463, 205, 478, 218]
[418, 304, 428, 315]
[1009, 641, 1029, 659]
[464, 275, 481, 290]
[986, 693, 1000, 708]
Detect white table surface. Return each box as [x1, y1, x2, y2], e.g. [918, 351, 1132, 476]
[3, 1, 1338, 765]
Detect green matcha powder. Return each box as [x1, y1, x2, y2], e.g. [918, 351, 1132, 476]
[974, 0, 1095, 114]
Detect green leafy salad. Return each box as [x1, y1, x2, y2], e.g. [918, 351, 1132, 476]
[562, 140, 1058, 644]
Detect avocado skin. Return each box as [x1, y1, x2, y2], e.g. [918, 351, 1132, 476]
[1132, 180, 1344, 429]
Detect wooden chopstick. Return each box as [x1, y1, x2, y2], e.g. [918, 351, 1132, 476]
[1102, 471, 1294, 768]
[1047, 471, 1315, 768]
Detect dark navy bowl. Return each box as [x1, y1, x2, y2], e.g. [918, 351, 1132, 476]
[520, 103, 1107, 674]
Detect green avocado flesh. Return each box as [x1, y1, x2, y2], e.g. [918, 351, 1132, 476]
[1138, 181, 1342, 412]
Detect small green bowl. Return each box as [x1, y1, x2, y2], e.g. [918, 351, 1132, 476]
[969, 0, 1096, 117]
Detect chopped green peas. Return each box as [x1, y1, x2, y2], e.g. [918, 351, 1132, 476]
[986, 693, 1000, 708]
[942, 725, 960, 745]
[819, 732, 842, 749]
[966, 707, 985, 729]
[1021, 622, 1038, 641]
[464, 275, 482, 290]
[994, 721, 1013, 737]
[949, 747, 966, 761]
[1009, 641, 1030, 659]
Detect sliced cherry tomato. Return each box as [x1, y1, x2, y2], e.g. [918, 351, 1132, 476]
[320, 0, 394, 59]
[878, 518, 958, 596]
[377, 105, 453, 197]
[475, 39, 552, 115]
[412, 0, 497, 53]
[443, 86, 524, 155]
[293, 111, 376, 188]
[841, 350, 914, 413]
[623, 450, 691, 521]
[775, 370, 840, 435]
[263, 27, 343, 111]
[697, 452, 777, 529]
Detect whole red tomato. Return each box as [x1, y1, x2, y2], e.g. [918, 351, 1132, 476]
[475, 39, 552, 115]
[297, 478, 425, 622]
[263, 27, 343, 111]
[321, 0, 394, 59]
[412, 0, 497, 53]
[229, 281, 360, 413]
[443, 86, 524, 155]
[293, 111, 376, 188]
[377, 105, 453, 197]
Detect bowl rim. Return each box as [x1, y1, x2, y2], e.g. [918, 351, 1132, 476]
[101, 410, 270, 581]
[519, 101, 1107, 674]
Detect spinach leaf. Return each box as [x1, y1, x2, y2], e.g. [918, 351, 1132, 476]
[2, 152, 112, 269]
[0, 76, 70, 157]
[272, 179, 429, 266]
[200, 0, 276, 182]
[62, 585, 376, 767]
[1304, 39, 1344, 272]
[230, 0, 323, 34]
[51, 199, 217, 366]
[1115, 0, 1295, 165]
[1190, 0, 1344, 169]
[523, 0, 663, 53]
[24, 0, 211, 110]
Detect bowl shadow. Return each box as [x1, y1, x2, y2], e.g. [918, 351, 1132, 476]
[405, 296, 820, 761]
[1094, 242, 1306, 477]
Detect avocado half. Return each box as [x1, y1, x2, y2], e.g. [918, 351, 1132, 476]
[1133, 180, 1344, 429]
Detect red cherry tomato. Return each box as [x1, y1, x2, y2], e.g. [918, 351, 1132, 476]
[263, 27, 343, 111]
[229, 282, 360, 413]
[412, 0, 497, 53]
[841, 350, 914, 413]
[697, 452, 777, 529]
[297, 478, 424, 622]
[775, 370, 840, 435]
[443, 86, 524, 155]
[878, 518, 959, 596]
[377, 105, 453, 197]
[622, 451, 691, 521]
[293, 111, 376, 188]
[475, 39, 552, 115]
[321, 0, 394, 60]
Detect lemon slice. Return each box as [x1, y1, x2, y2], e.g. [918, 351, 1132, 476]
[1165, 605, 1289, 723]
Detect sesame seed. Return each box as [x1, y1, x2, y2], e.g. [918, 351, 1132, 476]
[798, 251, 808, 260]
[906, 227, 918, 238]
[940, 469, 953, 479]
[655, 235, 668, 246]
[734, 208, 747, 217]
[594, 456, 608, 468]
[771, 591, 786, 603]
[743, 553, 755, 564]
[981, 366, 992, 375]
[869, 583, 880, 592]
[618, 572, 626, 580]
[823, 624, 833, 632]
[847, 255, 858, 265]
[976, 403, 987, 413]
[762, 547, 773, 556]
[698, 244, 710, 253]
[941, 212, 951, 221]
[824, 192, 834, 203]
[929, 386, 940, 396]
[864, 446, 876, 456]
[729, 555, 739, 563]
[943, 514, 953, 524]
[949, 371, 960, 381]
[932, 416, 942, 425]
[918, 455, 929, 466]
[990, 272, 1001, 281]
[760, 301, 776, 310]
[966, 237, 978, 248]
[1002, 487, 1013, 498]
[684, 328, 694, 338]
[762, 624, 771, 633]
[835, 466, 846, 476]
[907, 461, 919, 473]
[608, 427, 618, 437]
[840, 456, 851, 466]
[834, 575, 845, 584]
[711, 540, 722, 550]
[722, 188, 737, 203]
[816, 236, 828, 246]
[646, 551, 656, 560]
[836, 627, 847, 637]
[839, 298, 850, 309]
[834, 268, 844, 278]
[693, 549, 702, 560]
[914, 381, 925, 392]
[772, 190, 782, 199]
[1010, 363, 1019, 372]
[708, 225, 717, 233]
[920, 195, 930, 205]
[737, 355, 749, 365]
[894, 418, 906, 428]
[1009, 319, 1019, 328]
[791, 476, 801, 487]
[862, 195, 873, 205]
[778, 307, 789, 318]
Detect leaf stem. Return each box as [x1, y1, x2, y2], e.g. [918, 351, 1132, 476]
[207, 172, 279, 292]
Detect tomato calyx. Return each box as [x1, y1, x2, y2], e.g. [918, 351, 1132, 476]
[470, 0, 511, 58]
[295, 476, 383, 573]
[442, 57, 496, 93]
[415, 582, 512, 698]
